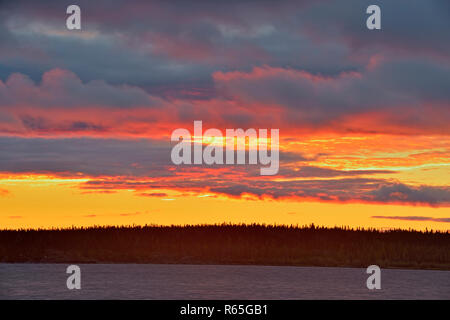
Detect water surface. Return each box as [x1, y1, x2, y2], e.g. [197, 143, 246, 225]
[0, 263, 448, 299]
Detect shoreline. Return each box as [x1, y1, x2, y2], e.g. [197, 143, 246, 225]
[1, 261, 450, 272]
[2, 224, 449, 271]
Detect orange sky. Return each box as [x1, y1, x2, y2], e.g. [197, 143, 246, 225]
[1, 133, 449, 231]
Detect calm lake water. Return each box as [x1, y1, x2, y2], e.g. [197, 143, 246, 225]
[0, 263, 448, 299]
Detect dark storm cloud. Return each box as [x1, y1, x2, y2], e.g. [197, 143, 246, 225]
[209, 180, 450, 206]
[19, 116, 107, 133]
[79, 173, 450, 207]
[0, 69, 161, 109]
[0, 135, 435, 206]
[276, 165, 395, 178]
[0, 136, 393, 180]
[214, 59, 450, 125]
[0, 137, 173, 177]
[368, 184, 450, 206]
[298, 0, 450, 58]
[2, 0, 448, 92]
[0, 136, 309, 177]
[0, 1, 448, 133]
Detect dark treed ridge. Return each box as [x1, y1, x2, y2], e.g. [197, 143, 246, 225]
[1, 224, 449, 270]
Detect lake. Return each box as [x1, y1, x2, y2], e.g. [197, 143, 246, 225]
[0, 263, 449, 299]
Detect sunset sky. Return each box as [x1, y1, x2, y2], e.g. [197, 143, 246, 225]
[0, 0, 449, 230]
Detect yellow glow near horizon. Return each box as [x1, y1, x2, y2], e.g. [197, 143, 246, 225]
[0, 177, 449, 231]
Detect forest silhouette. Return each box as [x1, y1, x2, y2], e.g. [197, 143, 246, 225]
[1, 224, 449, 270]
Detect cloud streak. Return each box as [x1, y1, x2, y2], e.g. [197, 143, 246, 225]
[372, 216, 450, 223]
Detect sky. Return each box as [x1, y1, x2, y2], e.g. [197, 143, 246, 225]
[0, 0, 449, 230]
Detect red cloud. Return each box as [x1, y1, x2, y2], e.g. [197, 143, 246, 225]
[1, 46, 449, 139]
